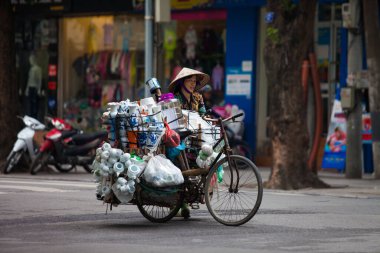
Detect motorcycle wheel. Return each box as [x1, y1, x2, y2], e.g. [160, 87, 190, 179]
[54, 163, 75, 173]
[3, 150, 23, 174]
[30, 151, 51, 175]
[82, 164, 93, 173]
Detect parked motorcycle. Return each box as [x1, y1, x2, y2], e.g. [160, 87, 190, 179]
[30, 117, 107, 175]
[2, 115, 46, 174]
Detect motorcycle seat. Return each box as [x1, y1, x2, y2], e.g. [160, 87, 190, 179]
[70, 131, 107, 145]
[64, 138, 102, 156]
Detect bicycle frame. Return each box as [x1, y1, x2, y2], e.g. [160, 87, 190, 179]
[180, 115, 242, 204]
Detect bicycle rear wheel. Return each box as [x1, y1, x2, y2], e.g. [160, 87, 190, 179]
[136, 182, 184, 223]
[205, 155, 263, 226]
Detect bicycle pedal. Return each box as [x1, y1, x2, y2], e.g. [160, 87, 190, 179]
[190, 203, 200, 209]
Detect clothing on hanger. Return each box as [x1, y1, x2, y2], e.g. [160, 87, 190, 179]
[87, 23, 98, 53]
[103, 23, 113, 48]
[212, 63, 224, 91]
[97, 51, 109, 80]
[120, 52, 130, 80]
[184, 26, 197, 60]
[201, 28, 218, 55]
[164, 28, 177, 60]
[128, 51, 136, 86]
[110, 51, 122, 74]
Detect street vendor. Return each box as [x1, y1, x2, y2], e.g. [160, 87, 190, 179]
[168, 67, 210, 115]
[168, 67, 210, 218]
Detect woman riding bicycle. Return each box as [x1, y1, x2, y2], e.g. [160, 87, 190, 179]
[168, 67, 210, 218]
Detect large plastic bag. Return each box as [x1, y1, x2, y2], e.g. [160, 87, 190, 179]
[143, 154, 184, 187]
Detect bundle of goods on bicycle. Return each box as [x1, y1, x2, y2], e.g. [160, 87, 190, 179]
[101, 94, 188, 151]
[92, 142, 184, 206]
[101, 98, 165, 151]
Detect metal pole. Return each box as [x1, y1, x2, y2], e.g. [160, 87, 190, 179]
[346, 0, 363, 178]
[363, 0, 380, 179]
[145, 0, 154, 98]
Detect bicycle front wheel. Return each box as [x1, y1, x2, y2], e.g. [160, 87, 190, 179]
[205, 155, 263, 226]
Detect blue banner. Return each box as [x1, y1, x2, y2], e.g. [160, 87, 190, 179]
[321, 99, 347, 172]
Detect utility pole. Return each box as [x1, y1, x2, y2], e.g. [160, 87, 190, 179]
[345, 0, 363, 178]
[145, 0, 154, 97]
[363, 0, 380, 179]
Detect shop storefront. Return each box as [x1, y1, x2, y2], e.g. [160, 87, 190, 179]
[60, 14, 145, 130]
[12, 0, 141, 130]
[160, 8, 227, 107]
[14, 16, 59, 121]
[165, 1, 264, 156]
[13, 0, 264, 155]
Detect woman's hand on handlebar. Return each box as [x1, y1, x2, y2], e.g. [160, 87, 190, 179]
[202, 109, 219, 122]
[203, 111, 244, 123]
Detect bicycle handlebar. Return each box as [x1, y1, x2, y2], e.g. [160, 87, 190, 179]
[202, 112, 244, 124]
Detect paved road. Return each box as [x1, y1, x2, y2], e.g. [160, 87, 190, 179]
[1, 171, 379, 253]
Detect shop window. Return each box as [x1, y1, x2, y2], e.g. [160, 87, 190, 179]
[15, 18, 58, 120]
[161, 19, 226, 107]
[318, 4, 332, 22]
[335, 4, 342, 21]
[61, 15, 145, 130]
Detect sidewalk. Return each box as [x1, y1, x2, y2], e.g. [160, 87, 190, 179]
[1, 166, 380, 199]
[260, 167, 380, 199]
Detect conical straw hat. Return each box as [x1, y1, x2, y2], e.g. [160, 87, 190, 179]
[168, 67, 210, 93]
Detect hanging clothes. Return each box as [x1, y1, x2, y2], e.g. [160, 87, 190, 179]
[97, 51, 110, 80]
[120, 52, 130, 80]
[164, 28, 177, 61]
[103, 23, 113, 48]
[128, 51, 136, 86]
[110, 51, 122, 75]
[184, 26, 197, 60]
[120, 22, 131, 52]
[201, 28, 218, 55]
[87, 23, 98, 54]
[212, 63, 224, 91]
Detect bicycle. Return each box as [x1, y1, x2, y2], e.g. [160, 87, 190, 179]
[135, 112, 263, 226]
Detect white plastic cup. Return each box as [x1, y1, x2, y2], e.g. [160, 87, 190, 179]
[102, 143, 112, 150]
[127, 164, 141, 179]
[126, 180, 135, 193]
[113, 162, 125, 174]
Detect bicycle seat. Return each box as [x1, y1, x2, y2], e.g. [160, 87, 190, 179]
[174, 128, 194, 140]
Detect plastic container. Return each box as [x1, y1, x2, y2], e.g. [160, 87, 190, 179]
[158, 94, 185, 129]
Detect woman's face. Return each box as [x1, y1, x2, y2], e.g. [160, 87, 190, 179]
[183, 75, 197, 93]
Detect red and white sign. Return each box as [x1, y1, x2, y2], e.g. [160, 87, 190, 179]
[48, 64, 57, 77]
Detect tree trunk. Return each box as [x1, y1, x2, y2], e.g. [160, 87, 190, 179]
[363, 0, 380, 179]
[0, 0, 20, 160]
[264, 0, 328, 189]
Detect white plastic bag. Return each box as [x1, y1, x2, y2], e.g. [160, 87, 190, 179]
[143, 154, 184, 187]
